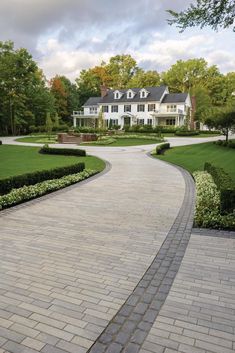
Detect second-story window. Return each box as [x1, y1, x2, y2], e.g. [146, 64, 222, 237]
[137, 104, 145, 112]
[89, 107, 98, 114]
[124, 105, 131, 112]
[148, 104, 156, 112]
[111, 105, 118, 113]
[167, 105, 177, 112]
[102, 106, 109, 113]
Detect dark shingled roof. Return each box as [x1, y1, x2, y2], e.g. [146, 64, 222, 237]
[99, 86, 167, 104]
[162, 93, 188, 103]
[83, 97, 101, 106]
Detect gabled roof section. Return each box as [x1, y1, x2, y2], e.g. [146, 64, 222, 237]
[99, 86, 167, 104]
[162, 93, 188, 104]
[83, 97, 101, 106]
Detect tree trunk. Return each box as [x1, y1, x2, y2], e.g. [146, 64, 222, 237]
[226, 127, 229, 142]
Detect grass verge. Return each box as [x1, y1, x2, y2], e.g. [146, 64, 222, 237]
[0, 145, 105, 179]
[153, 142, 235, 182]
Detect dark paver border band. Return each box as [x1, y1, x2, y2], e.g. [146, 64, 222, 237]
[0, 159, 112, 217]
[192, 227, 235, 238]
[88, 156, 196, 353]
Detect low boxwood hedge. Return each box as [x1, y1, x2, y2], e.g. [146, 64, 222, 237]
[39, 145, 86, 156]
[156, 142, 170, 155]
[175, 130, 199, 136]
[0, 169, 96, 210]
[204, 162, 235, 214]
[0, 163, 85, 195]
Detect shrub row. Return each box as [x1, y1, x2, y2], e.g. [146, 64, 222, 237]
[125, 125, 176, 134]
[74, 127, 107, 134]
[175, 130, 199, 136]
[0, 169, 96, 210]
[214, 139, 235, 149]
[193, 171, 235, 230]
[39, 145, 86, 156]
[204, 162, 235, 214]
[156, 142, 170, 155]
[199, 130, 221, 134]
[0, 163, 85, 196]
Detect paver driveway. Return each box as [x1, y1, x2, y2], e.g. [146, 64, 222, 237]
[0, 146, 185, 353]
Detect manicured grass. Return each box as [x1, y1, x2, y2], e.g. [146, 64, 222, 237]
[16, 135, 57, 144]
[0, 145, 105, 179]
[155, 142, 235, 181]
[82, 138, 162, 146]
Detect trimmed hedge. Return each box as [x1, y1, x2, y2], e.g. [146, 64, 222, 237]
[156, 142, 170, 155]
[0, 163, 85, 196]
[125, 125, 177, 134]
[39, 145, 86, 156]
[175, 130, 199, 136]
[0, 141, 2, 145]
[193, 171, 235, 230]
[199, 130, 221, 135]
[0, 169, 96, 210]
[204, 162, 235, 214]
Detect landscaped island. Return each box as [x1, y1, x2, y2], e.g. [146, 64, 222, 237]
[0, 145, 105, 210]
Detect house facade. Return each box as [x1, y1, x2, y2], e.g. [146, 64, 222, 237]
[72, 85, 192, 129]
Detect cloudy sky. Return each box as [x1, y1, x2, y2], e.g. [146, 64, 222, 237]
[0, 0, 234, 81]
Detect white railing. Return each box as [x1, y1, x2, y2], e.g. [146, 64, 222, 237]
[151, 108, 185, 114]
[72, 110, 98, 116]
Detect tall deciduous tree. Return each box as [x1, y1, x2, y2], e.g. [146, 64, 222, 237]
[50, 76, 68, 121]
[0, 41, 38, 134]
[168, 0, 235, 32]
[128, 69, 161, 88]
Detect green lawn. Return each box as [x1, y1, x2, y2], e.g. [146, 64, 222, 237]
[15, 135, 57, 144]
[155, 142, 235, 181]
[0, 145, 105, 179]
[82, 137, 163, 146]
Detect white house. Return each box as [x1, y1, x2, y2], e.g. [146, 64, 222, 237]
[72, 85, 192, 129]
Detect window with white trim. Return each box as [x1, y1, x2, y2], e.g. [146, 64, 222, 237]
[148, 104, 155, 112]
[89, 107, 98, 114]
[167, 104, 177, 112]
[137, 104, 145, 112]
[111, 105, 118, 113]
[124, 105, 131, 112]
[147, 119, 152, 125]
[137, 119, 144, 125]
[102, 105, 109, 113]
[111, 119, 118, 125]
[166, 118, 176, 125]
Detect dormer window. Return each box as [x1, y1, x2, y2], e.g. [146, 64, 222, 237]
[126, 89, 135, 99]
[140, 89, 149, 99]
[114, 90, 122, 99]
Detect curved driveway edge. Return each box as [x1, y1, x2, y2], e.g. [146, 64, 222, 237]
[88, 162, 195, 353]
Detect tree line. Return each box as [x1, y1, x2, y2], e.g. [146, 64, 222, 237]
[0, 40, 234, 135]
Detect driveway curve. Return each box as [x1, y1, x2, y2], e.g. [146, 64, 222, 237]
[0, 135, 225, 353]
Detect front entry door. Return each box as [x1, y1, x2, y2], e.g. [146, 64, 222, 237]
[123, 116, 131, 126]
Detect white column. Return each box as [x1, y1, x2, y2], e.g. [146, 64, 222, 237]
[73, 116, 77, 128]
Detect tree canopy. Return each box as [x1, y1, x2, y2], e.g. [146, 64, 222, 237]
[168, 0, 235, 32]
[0, 41, 234, 135]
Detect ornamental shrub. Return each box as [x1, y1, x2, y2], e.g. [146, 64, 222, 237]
[193, 171, 235, 230]
[204, 162, 235, 214]
[156, 142, 170, 155]
[0, 169, 96, 210]
[0, 141, 2, 145]
[39, 145, 86, 156]
[0, 163, 85, 195]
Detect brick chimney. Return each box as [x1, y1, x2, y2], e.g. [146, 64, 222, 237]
[190, 96, 196, 130]
[100, 85, 108, 98]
